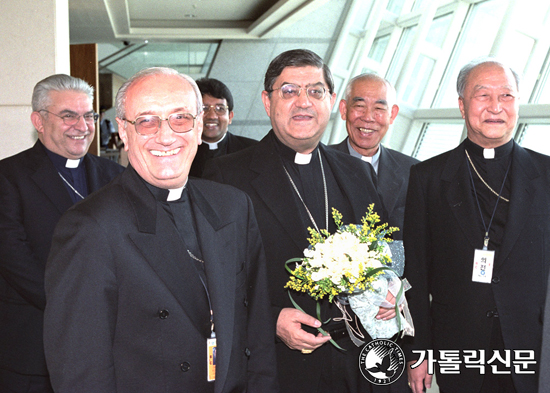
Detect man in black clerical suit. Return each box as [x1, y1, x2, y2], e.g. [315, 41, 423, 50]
[43, 67, 278, 393]
[189, 77, 257, 177]
[404, 58, 550, 393]
[0, 74, 123, 392]
[204, 49, 398, 393]
[331, 73, 419, 240]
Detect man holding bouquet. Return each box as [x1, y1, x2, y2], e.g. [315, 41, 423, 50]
[204, 49, 401, 392]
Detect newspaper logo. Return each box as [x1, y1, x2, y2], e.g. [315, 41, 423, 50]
[359, 339, 405, 385]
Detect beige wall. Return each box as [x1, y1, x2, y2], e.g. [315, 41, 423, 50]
[0, 0, 70, 160]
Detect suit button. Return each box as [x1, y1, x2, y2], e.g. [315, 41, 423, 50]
[243, 298, 249, 307]
[491, 276, 500, 284]
[486, 309, 499, 318]
[180, 361, 191, 372]
[486, 311, 494, 317]
[244, 348, 251, 358]
[158, 309, 169, 319]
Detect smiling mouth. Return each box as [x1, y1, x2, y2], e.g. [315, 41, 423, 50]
[151, 148, 181, 157]
[204, 122, 219, 128]
[358, 127, 376, 134]
[69, 135, 88, 140]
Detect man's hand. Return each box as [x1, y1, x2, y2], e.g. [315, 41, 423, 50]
[276, 308, 331, 352]
[407, 359, 432, 393]
[376, 291, 399, 320]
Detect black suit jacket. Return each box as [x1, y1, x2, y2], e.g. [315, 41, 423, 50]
[0, 140, 123, 375]
[203, 131, 386, 392]
[330, 139, 419, 239]
[403, 139, 550, 393]
[190, 132, 257, 178]
[43, 167, 278, 393]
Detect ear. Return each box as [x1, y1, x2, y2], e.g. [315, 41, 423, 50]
[228, 110, 234, 125]
[115, 118, 130, 152]
[458, 97, 466, 119]
[196, 115, 203, 145]
[329, 91, 337, 111]
[339, 99, 348, 120]
[31, 111, 45, 135]
[261, 91, 271, 117]
[389, 104, 399, 124]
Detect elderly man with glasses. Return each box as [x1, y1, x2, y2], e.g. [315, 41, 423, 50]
[204, 49, 397, 393]
[0, 74, 123, 392]
[189, 77, 257, 178]
[43, 67, 278, 393]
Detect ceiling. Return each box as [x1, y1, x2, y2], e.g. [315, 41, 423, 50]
[69, 0, 332, 44]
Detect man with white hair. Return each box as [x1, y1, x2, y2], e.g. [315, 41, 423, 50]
[0, 74, 123, 392]
[43, 67, 277, 393]
[404, 58, 550, 393]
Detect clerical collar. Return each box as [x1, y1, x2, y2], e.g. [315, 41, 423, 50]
[270, 129, 319, 165]
[203, 132, 228, 150]
[464, 138, 514, 160]
[44, 147, 83, 169]
[142, 176, 188, 202]
[347, 139, 381, 173]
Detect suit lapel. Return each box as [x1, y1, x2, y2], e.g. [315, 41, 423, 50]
[377, 145, 403, 214]
[188, 182, 235, 392]
[123, 169, 211, 336]
[249, 136, 309, 250]
[498, 143, 538, 265]
[29, 142, 73, 214]
[442, 143, 481, 249]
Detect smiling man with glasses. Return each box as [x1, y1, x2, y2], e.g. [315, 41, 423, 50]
[43, 67, 278, 393]
[189, 77, 257, 178]
[0, 74, 123, 393]
[204, 49, 394, 393]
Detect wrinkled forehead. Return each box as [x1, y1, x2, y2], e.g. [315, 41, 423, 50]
[126, 75, 197, 114]
[467, 63, 518, 92]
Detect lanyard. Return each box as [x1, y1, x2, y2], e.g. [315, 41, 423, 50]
[465, 151, 512, 250]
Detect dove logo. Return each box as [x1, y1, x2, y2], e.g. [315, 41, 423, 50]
[359, 339, 406, 385]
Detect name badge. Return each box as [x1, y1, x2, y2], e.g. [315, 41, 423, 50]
[472, 249, 495, 283]
[207, 337, 216, 381]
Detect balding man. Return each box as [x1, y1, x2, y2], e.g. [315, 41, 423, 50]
[331, 73, 418, 239]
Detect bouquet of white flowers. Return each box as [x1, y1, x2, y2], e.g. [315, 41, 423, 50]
[285, 205, 414, 348]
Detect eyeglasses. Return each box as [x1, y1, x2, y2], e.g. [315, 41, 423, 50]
[270, 84, 327, 100]
[202, 104, 229, 115]
[39, 110, 99, 126]
[123, 113, 197, 135]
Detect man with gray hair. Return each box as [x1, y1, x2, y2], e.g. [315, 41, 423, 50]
[0, 74, 123, 392]
[404, 58, 550, 393]
[331, 73, 419, 239]
[43, 67, 277, 392]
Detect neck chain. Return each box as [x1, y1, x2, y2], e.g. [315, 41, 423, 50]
[283, 153, 329, 232]
[58, 172, 85, 200]
[465, 150, 509, 203]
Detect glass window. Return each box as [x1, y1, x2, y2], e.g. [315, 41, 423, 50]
[369, 34, 391, 63]
[387, 0, 406, 15]
[414, 123, 464, 160]
[401, 55, 435, 106]
[426, 13, 453, 48]
[387, 25, 417, 84]
[433, 0, 508, 108]
[518, 124, 550, 155]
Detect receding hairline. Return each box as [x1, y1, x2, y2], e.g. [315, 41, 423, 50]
[344, 74, 396, 106]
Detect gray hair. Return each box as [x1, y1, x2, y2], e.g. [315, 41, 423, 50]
[457, 57, 521, 98]
[32, 74, 94, 112]
[344, 73, 397, 106]
[115, 67, 203, 120]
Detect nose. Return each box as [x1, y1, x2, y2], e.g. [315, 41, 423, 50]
[488, 96, 502, 113]
[155, 118, 176, 144]
[75, 114, 90, 131]
[360, 107, 375, 121]
[295, 90, 313, 107]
